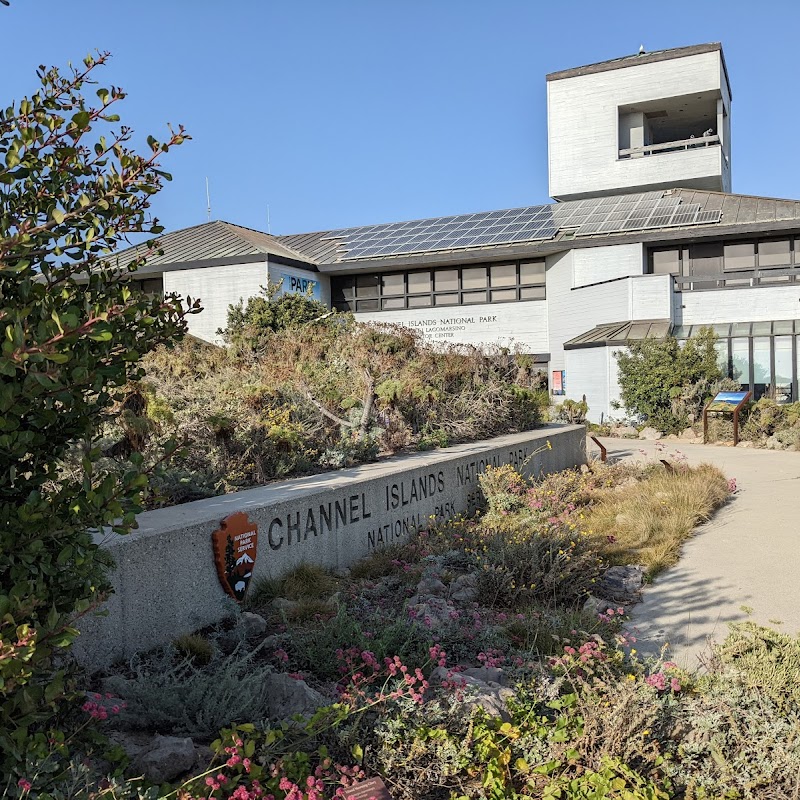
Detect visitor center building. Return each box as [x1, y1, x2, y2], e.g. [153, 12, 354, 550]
[117, 42, 800, 422]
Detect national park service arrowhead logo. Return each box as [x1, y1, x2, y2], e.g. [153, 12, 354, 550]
[211, 512, 258, 603]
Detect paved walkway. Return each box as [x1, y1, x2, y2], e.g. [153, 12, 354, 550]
[591, 437, 800, 668]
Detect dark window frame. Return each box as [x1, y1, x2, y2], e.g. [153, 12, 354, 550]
[331, 259, 547, 313]
[648, 236, 800, 291]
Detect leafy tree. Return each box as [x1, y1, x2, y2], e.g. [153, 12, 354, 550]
[0, 53, 198, 773]
[615, 327, 724, 433]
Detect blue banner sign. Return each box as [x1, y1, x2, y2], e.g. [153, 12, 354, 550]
[280, 272, 321, 301]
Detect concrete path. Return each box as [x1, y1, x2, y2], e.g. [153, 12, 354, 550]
[590, 437, 800, 668]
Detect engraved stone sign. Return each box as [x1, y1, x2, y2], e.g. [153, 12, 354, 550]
[211, 512, 258, 602]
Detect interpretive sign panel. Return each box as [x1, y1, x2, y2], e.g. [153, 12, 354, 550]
[211, 512, 258, 602]
[345, 778, 393, 800]
[703, 390, 751, 445]
[706, 391, 749, 412]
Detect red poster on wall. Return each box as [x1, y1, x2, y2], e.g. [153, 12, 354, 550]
[552, 370, 564, 395]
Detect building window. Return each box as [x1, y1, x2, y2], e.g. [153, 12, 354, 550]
[723, 242, 755, 271]
[651, 249, 681, 275]
[330, 259, 546, 312]
[650, 236, 800, 289]
[775, 336, 793, 403]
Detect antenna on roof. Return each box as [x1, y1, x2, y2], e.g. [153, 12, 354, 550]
[267, 204, 271, 235]
[205, 177, 211, 222]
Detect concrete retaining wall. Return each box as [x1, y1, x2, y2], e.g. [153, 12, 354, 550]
[74, 425, 586, 670]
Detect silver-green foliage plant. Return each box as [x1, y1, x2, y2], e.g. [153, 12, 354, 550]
[105, 642, 280, 740]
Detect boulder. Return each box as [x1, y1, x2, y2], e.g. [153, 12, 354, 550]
[264, 672, 326, 720]
[271, 597, 300, 614]
[461, 666, 506, 685]
[239, 611, 268, 638]
[449, 573, 479, 603]
[766, 436, 784, 450]
[133, 735, 196, 783]
[680, 427, 700, 441]
[614, 425, 639, 438]
[431, 667, 513, 720]
[638, 427, 663, 440]
[597, 565, 645, 602]
[416, 576, 448, 598]
[737, 440, 754, 448]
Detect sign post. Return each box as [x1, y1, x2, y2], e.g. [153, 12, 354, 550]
[702, 390, 751, 446]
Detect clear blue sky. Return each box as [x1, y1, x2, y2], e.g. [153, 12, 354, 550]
[2, 1, 798, 236]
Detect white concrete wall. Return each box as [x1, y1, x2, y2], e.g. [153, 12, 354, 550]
[548, 50, 727, 199]
[631, 274, 672, 319]
[564, 345, 631, 424]
[354, 300, 549, 352]
[679, 285, 800, 325]
[268, 261, 331, 306]
[564, 347, 608, 422]
[73, 426, 586, 670]
[164, 261, 268, 344]
[548, 250, 630, 375]
[572, 243, 644, 287]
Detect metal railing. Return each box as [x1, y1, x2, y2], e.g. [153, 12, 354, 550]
[619, 134, 721, 159]
[673, 264, 799, 291]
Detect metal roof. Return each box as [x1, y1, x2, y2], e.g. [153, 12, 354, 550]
[564, 319, 672, 350]
[111, 220, 315, 271]
[673, 320, 800, 338]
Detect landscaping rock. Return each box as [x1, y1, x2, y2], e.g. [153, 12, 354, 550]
[431, 667, 513, 720]
[583, 593, 605, 615]
[416, 576, 448, 598]
[334, 567, 351, 579]
[449, 573, 479, 603]
[597, 565, 645, 602]
[737, 440, 754, 448]
[638, 427, 663, 440]
[133, 735, 196, 783]
[271, 597, 300, 614]
[239, 611, 268, 638]
[664, 434, 679, 441]
[462, 666, 506, 685]
[614, 425, 639, 438]
[680, 428, 700, 441]
[264, 672, 326, 720]
[766, 436, 784, 450]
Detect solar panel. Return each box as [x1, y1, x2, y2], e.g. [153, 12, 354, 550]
[321, 192, 722, 259]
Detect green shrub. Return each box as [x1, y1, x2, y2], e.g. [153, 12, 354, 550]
[0, 55, 194, 775]
[615, 328, 726, 433]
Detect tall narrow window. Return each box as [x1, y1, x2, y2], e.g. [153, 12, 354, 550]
[775, 336, 793, 403]
[731, 338, 750, 387]
[752, 337, 772, 400]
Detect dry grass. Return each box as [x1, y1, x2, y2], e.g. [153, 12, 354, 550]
[247, 563, 337, 609]
[584, 463, 730, 575]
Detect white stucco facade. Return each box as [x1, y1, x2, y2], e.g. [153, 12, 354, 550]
[548, 47, 730, 200]
[164, 261, 268, 344]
